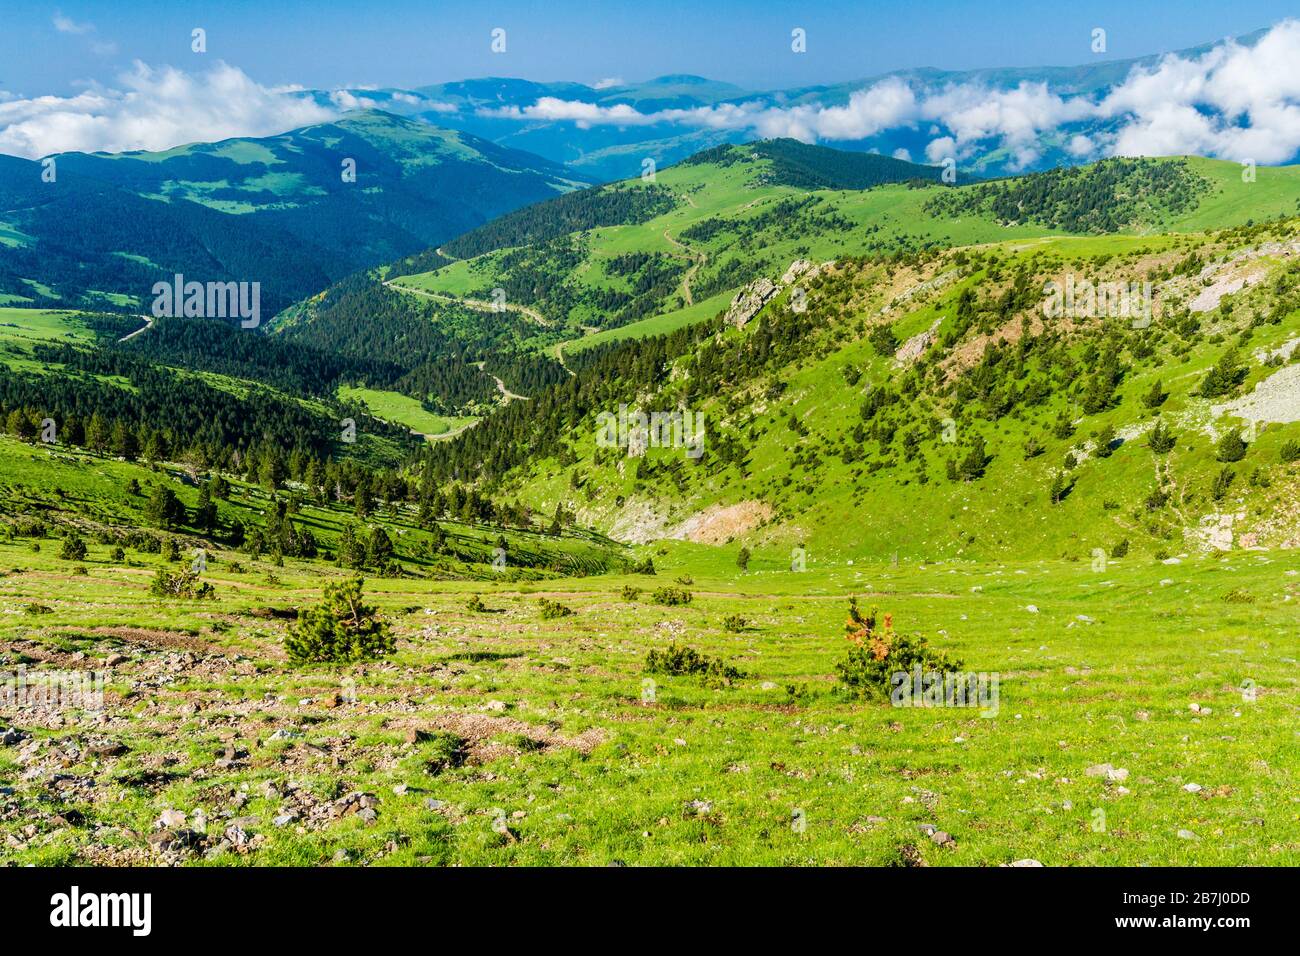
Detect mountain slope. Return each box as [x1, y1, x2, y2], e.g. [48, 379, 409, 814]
[389, 151, 1299, 356]
[0, 154, 340, 313]
[52, 110, 587, 274]
[413, 200, 1300, 561]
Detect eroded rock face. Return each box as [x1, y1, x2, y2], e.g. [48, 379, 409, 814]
[725, 277, 779, 328]
[894, 318, 942, 365]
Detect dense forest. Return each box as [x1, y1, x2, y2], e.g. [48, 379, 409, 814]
[441, 183, 679, 259]
[923, 157, 1212, 233]
[750, 138, 945, 190]
[0, 155, 342, 314]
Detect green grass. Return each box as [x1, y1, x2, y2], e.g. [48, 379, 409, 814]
[1, 528, 1294, 866]
[337, 385, 479, 438]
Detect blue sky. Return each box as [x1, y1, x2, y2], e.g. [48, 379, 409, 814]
[2, 0, 1296, 94]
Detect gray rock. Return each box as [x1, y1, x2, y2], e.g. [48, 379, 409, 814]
[157, 808, 186, 829]
[724, 278, 779, 329]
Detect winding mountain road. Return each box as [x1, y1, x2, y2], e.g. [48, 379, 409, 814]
[383, 279, 551, 328]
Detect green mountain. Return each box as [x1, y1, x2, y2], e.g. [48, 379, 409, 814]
[385, 148, 1300, 354]
[2, 141, 1299, 871]
[0, 111, 585, 313]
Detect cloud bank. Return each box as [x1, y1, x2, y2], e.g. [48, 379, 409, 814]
[0, 61, 338, 159]
[2, 20, 1298, 167]
[484, 19, 1300, 168]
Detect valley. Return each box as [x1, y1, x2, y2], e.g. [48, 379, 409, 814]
[2, 118, 1299, 870]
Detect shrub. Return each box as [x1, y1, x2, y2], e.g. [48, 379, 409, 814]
[620, 585, 642, 601]
[652, 586, 692, 606]
[1211, 466, 1235, 501]
[1093, 424, 1117, 458]
[150, 568, 215, 600]
[1215, 430, 1248, 463]
[59, 534, 88, 561]
[1147, 419, 1176, 453]
[1111, 538, 1130, 559]
[834, 600, 962, 700]
[1198, 349, 1247, 398]
[721, 614, 748, 633]
[628, 557, 656, 575]
[285, 576, 393, 664]
[736, 547, 751, 571]
[466, 594, 487, 613]
[645, 642, 744, 688]
[1222, 587, 1254, 604]
[110, 546, 126, 562]
[23, 603, 53, 615]
[1142, 380, 1168, 408]
[538, 597, 574, 620]
[1280, 440, 1300, 463]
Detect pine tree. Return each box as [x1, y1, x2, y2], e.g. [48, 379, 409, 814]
[111, 420, 138, 461]
[1147, 419, 1176, 454]
[1215, 430, 1248, 463]
[85, 413, 111, 454]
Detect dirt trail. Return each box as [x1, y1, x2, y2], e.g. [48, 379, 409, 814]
[383, 280, 551, 328]
[474, 361, 529, 402]
[662, 229, 706, 307]
[117, 315, 153, 343]
[553, 340, 577, 377]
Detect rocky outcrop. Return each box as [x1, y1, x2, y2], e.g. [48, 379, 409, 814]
[782, 258, 827, 285]
[725, 277, 779, 328]
[725, 260, 835, 329]
[894, 318, 942, 365]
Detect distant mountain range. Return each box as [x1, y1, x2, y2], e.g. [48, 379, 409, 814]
[0, 112, 584, 312]
[292, 28, 1275, 181]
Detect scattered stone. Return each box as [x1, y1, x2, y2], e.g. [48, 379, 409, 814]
[1177, 829, 1199, 840]
[157, 808, 186, 829]
[424, 798, 446, 811]
[88, 740, 128, 758]
[1183, 783, 1203, 793]
[1006, 859, 1043, 867]
[1085, 763, 1129, 783]
[1025, 605, 1039, 613]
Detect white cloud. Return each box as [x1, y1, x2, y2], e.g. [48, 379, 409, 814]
[592, 77, 624, 90]
[53, 12, 94, 35]
[479, 19, 1300, 167]
[0, 61, 339, 159]
[1100, 19, 1300, 163]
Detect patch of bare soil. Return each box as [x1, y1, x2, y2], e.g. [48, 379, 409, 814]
[78, 626, 213, 652]
[385, 712, 606, 759]
[668, 500, 773, 544]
